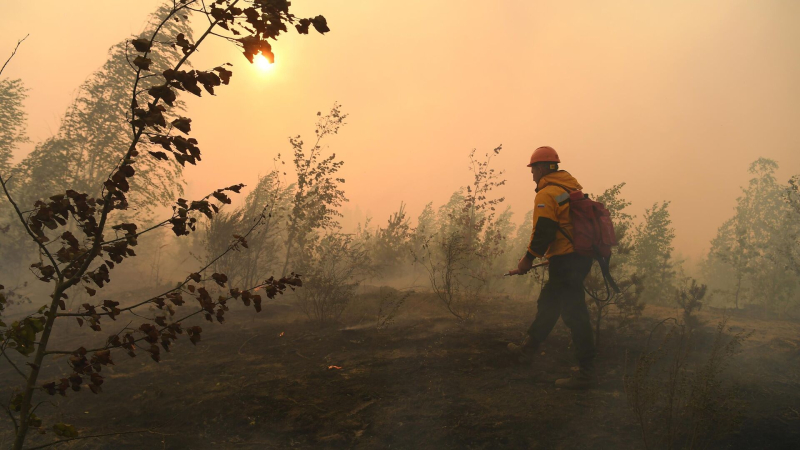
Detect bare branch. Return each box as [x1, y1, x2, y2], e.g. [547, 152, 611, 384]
[3, 402, 18, 434]
[0, 34, 28, 77]
[58, 207, 267, 318]
[1, 343, 27, 380]
[208, 31, 240, 43]
[200, 0, 214, 25]
[0, 175, 63, 280]
[46, 277, 278, 355]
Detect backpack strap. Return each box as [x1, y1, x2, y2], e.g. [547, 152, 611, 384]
[545, 183, 574, 242]
[547, 183, 622, 295]
[595, 251, 621, 294]
[548, 183, 572, 206]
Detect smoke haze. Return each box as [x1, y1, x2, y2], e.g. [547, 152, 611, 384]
[2, 0, 799, 260]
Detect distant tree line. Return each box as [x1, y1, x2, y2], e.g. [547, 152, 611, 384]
[703, 158, 800, 315]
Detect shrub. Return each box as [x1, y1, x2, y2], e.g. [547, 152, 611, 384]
[296, 233, 372, 325]
[625, 317, 751, 449]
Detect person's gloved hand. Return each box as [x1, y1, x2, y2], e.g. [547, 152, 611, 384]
[507, 255, 534, 276]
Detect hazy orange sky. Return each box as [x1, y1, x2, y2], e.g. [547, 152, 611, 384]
[2, 1, 799, 262]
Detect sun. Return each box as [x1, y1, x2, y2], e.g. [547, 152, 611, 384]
[253, 53, 274, 72]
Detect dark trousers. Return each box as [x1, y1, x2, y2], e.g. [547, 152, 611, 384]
[527, 252, 596, 365]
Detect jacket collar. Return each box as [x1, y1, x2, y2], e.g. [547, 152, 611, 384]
[536, 170, 582, 193]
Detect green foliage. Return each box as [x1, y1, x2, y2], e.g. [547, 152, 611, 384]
[199, 106, 356, 325]
[483, 206, 516, 279]
[408, 202, 437, 280]
[281, 104, 348, 276]
[0, 78, 28, 175]
[414, 146, 507, 320]
[5, 315, 46, 356]
[360, 202, 413, 278]
[632, 201, 676, 304]
[596, 182, 635, 250]
[1, 284, 45, 355]
[295, 233, 372, 324]
[503, 209, 545, 297]
[0, 78, 30, 268]
[1, 6, 196, 275]
[462, 146, 506, 246]
[586, 183, 645, 346]
[204, 167, 294, 288]
[675, 278, 707, 331]
[785, 175, 800, 277]
[704, 158, 800, 313]
[9, 5, 193, 216]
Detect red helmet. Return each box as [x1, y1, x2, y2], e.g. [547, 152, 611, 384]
[527, 146, 560, 166]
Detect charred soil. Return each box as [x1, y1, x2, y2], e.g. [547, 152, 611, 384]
[2, 293, 799, 449]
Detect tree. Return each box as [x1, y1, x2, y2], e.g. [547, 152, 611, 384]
[0, 38, 31, 266]
[409, 202, 436, 282]
[462, 147, 506, 247]
[704, 159, 800, 313]
[0, 2, 328, 448]
[1, 6, 195, 277]
[785, 175, 800, 279]
[204, 165, 294, 288]
[704, 215, 752, 310]
[632, 201, 676, 304]
[585, 183, 645, 347]
[675, 277, 706, 331]
[0, 77, 30, 271]
[365, 202, 413, 279]
[295, 232, 372, 324]
[415, 146, 507, 320]
[9, 5, 194, 217]
[0, 78, 28, 175]
[281, 104, 348, 276]
[502, 209, 548, 298]
[414, 203, 436, 238]
[483, 206, 516, 284]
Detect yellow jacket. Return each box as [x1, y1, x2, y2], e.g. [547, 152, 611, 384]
[526, 171, 582, 259]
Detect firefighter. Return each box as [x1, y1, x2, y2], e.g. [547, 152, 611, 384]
[506, 146, 597, 390]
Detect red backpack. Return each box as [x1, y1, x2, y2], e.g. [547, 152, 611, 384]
[553, 185, 620, 293]
[567, 190, 617, 258]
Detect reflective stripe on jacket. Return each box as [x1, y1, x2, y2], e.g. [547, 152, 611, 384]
[526, 170, 582, 259]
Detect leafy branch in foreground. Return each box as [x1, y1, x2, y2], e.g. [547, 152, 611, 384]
[0, 1, 327, 448]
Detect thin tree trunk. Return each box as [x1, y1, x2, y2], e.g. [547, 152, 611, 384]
[13, 284, 64, 450]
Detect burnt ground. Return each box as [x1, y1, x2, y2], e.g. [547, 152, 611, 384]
[2, 291, 799, 449]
